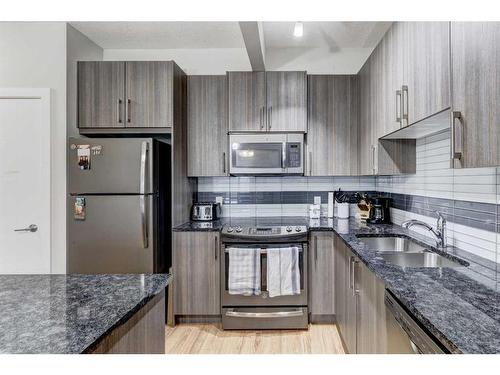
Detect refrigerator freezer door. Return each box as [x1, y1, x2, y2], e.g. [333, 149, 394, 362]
[68, 195, 154, 274]
[68, 137, 154, 194]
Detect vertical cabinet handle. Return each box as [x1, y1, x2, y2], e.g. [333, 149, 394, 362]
[349, 257, 354, 290]
[223, 152, 227, 174]
[267, 106, 272, 130]
[309, 151, 312, 176]
[117, 99, 123, 123]
[395, 90, 402, 125]
[214, 236, 218, 260]
[126, 99, 131, 123]
[260, 107, 265, 129]
[371, 144, 376, 175]
[402, 85, 409, 125]
[314, 236, 318, 265]
[351, 258, 358, 297]
[451, 111, 463, 161]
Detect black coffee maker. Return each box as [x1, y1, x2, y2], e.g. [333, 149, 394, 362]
[366, 197, 391, 224]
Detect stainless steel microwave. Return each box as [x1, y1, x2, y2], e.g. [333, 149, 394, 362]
[229, 134, 304, 175]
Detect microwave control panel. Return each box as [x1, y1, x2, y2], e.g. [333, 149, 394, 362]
[287, 143, 302, 168]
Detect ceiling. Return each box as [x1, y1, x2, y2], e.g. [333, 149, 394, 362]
[263, 22, 392, 49]
[70, 22, 245, 49]
[71, 21, 391, 51]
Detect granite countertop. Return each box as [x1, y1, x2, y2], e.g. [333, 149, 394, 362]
[174, 216, 500, 354]
[0, 273, 171, 354]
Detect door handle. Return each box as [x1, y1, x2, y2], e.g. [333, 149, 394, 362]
[352, 258, 358, 297]
[260, 107, 265, 129]
[140, 142, 149, 249]
[396, 90, 402, 125]
[117, 99, 123, 123]
[282, 141, 287, 170]
[402, 85, 409, 125]
[314, 236, 318, 265]
[223, 152, 227, 174]
[308, 151, 312, 176]
[14, 224, 38, 233]
[451, 111, 463, 161]
[267, 106, 272, 130]
[349, 256, 354, 290]
[126, 99, 131, 123]
[214, 236, 219, 260]
[225, 309, 303, 318]
[372, 144, 377, 175]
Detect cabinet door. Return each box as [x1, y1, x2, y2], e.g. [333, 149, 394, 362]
[356, 261, 388, 354]
[307, 75, 359, 176]
[78, 61, 125, 128]
[451, 22, 500, 168]
[380, 22, 405, 134]
[125, 61, 173, 128]
[228, 72, 266, 132]
[266, 71, 307, 132]
[358, 60, 375, 175]
[309, 232, 335, 317]
[173, 232, 220, 315]
[334, 236, 348, 345]
[187, 75, 228, 176]
[404, 22, 450, 125]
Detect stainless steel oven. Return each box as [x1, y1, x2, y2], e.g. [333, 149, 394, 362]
[229, 133, 304, 175]
[221, 225, 308, 329]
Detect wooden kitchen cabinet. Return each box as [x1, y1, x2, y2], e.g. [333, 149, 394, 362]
[78, 61, 182, 132]
[228, 71, 266, 132]
[403, 22, 451, 126]
[266, 71, 307, 132]
[125, 61, 174, 128]
[333, 233, 388, 354]
[356, 260, 388, 354]
[187, 75, 228, 176]
[228, 71, 307, 133]
[78, 61, 125, 129]
[309, 232, 335, 321]
[307, 75, 359, 176]
[450, 22, 500, 168]
[173, 231, 221, 316]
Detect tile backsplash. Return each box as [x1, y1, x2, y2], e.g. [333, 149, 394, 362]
[195, 129, 500, 263]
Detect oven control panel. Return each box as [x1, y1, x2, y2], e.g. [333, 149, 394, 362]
[222, 225, 307, 239]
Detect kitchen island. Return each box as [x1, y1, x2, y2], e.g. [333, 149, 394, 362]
[0, 274, 171, 354]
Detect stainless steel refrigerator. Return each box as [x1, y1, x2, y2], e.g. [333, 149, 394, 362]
[68, 137, 171, 274]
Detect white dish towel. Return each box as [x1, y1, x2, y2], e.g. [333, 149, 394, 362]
[266, 247, 301, 298]
[228, 247, 261, 296]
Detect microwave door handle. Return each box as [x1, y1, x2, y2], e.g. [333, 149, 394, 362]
[282, 142, 287, 170]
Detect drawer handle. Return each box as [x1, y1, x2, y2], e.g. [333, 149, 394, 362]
[451, 111, 463, 161]
[225, 309, 304, 318]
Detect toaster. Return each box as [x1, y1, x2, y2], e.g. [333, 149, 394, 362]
[191, 202, 222, 221]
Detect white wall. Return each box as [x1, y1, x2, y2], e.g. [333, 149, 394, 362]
[103, 48, 251, 74]
[66, 24, 103, 138]
[265, 47, 374, 74]
[0, 22, 67, 273]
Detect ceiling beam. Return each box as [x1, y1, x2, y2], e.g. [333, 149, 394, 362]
[239, 22, 266, 71]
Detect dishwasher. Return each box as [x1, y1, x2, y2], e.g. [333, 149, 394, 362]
[384, 290, 448, 354]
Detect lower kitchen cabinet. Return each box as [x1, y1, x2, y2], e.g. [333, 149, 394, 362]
[173, 231, 220, 317]
[333, 233, 388, 354]
[309, 232, 335, 321]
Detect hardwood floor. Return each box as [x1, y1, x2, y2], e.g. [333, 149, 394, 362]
[165, 324, 345, 354]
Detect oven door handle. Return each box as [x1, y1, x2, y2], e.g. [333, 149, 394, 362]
[225, 309, 304, 318]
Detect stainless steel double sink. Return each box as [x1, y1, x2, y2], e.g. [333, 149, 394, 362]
[356, 235, 468, 268]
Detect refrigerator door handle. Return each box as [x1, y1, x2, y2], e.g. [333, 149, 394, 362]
[140, 141, 149, 248]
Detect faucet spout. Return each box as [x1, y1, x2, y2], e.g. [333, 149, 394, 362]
[401, 212, 447, 249]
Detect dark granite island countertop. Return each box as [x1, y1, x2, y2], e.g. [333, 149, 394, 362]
[0, 274, 171, 354]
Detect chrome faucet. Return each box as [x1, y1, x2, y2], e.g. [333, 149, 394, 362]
[402, 211, 447, 249]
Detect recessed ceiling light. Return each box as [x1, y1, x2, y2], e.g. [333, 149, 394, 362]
[293, 22, 303, 38]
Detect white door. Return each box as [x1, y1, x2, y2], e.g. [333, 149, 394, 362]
[0, 89, 51, 273]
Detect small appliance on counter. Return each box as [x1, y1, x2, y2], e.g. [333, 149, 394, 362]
[191, 202, 222, 221]
[366, 197, 391, 224]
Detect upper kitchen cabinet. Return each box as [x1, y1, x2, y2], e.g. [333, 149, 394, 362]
[125, 61, 174, 128]
[402, 22, 451, 126]
[266, 71, 307, 132]
[450, 22, 500, 168]
[78, 61, 184, 133]
[228, 72, 266, 132]
[187, 75, 228, 176]
[307, 75, 359, 176]
[78, 62, 125, 129]
[228, 71, 307, 133]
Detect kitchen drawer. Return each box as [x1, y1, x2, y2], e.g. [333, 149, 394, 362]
[221, 307, 308, 330]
